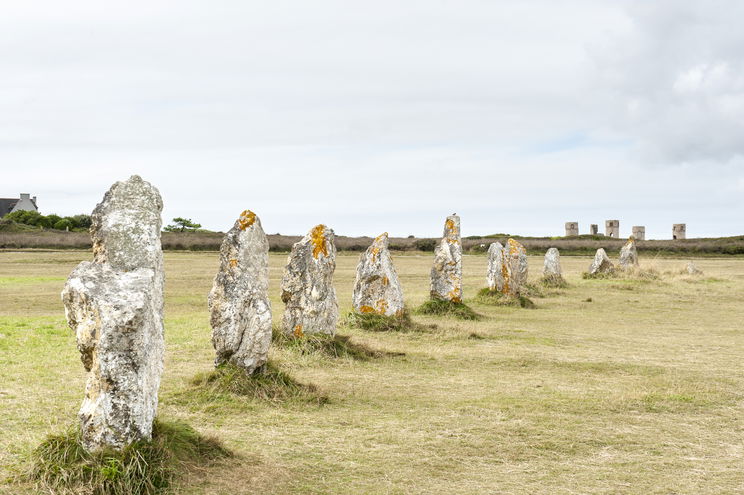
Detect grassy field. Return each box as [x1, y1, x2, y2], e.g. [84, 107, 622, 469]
[1, 250, 743, 494]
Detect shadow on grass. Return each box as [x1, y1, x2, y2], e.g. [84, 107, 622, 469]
[27, 419, 231, 495]
[415, 299, 481, 320]
[272, 329, 404, 360]
[473, 288, 536, 309]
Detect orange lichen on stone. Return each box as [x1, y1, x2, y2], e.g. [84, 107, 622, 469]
[359, 305, 375, 314]
[310, 224, 329, 259]
[381, 276, 389, 286]
[229, 258, 238, 268]
[370, 247, 381, 262]
[448, 290, 462, 303]
[293, 324, 304, 338]
[376, 299, 389, 314]
[238, 210, 257, 231]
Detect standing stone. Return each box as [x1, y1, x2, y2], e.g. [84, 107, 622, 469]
[503, 238, 528, 296]
[61, 176, 164, 452]
[686, 260, 702, 275]
[280, 224, 338, 337]
[588, 248, 614, 275]
[619, 237, 639, 268]
[486, 242, 504, 291]
[209, 210, 271, 374]
[352, 232, 405, 316]
[543, 247, 563, 283]
[430, 215, 462, 302]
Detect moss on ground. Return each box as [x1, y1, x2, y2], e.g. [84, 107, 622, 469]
[473, 288, 536, 309]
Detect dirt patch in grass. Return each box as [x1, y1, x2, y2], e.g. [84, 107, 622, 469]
[26, 419, 231, 495]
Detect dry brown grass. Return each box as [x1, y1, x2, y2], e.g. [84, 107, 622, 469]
[0, 251, 743, 494]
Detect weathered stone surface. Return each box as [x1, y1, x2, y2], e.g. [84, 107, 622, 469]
[352, 233, 404, 316]
[673, 223, 687, 240]
[565, 222, 579, 236]
[61, 176, 164, 452]
[605, 220, 620, 238]
[486, 242, 504, 291]
[589, 224, 599, 235]
[632, 226, 646, 241]
[588, 248, 614, 274]
[486, 239, 528, 296]
[619, 237, 639, 268]
[430, 215, 462, 302]
[504, 238, 528, 296]
[209, 210, 271, 374]
[280, 224, 338, 336]
[543, 248, 562, 277]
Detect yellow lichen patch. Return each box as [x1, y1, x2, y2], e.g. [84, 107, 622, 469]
[238, 210, 257, 231]
[501, 262, 511, 295]
[376, 299, 389, 314]
[375, 232, 388, 242]
[229, 258, 238, 268]
[310, 224, 329, 259]
[381, 276, 389, 286]
[359, 305, 375, 314]
[293, 324, 304, 338]
[370, 246, 381, 262]
[448, 291, 462, 304]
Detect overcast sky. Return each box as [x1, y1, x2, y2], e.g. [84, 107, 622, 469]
[2, 0, 742, 239]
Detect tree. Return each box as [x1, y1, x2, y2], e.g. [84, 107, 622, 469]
[164, 217, 202, 233]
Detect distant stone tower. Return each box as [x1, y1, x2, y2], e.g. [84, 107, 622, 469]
[632, 226, 645, 241]
[564, 222, 579, 237]
[589, 224, 599, 235]
[605, 220, 620, 238]
[673, 224, 686, 240]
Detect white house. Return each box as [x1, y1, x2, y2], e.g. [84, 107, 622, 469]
[0, 193, 39, 217]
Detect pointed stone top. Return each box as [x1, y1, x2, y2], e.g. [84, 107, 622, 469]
[91, 175, 163, 272]
[236, 210, 258, 231]
[507, 238, 525, 255]
[443, 215, 460, 242]
[307, 224, 334, 259]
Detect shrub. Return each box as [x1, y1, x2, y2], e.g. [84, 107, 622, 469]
[413, 239, 437, 252]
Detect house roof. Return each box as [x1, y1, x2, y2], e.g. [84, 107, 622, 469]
[0, 198, 19, 217]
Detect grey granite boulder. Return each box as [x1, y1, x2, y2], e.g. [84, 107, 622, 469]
[209, 210, 271, 374]
[619, 237, 639, 269]
[588, 248, 614, 275]
[352, 233, 404, 316]
[280, 224, 338, 336]
[486, 242, 505, 291]
[430, 215, 462, 302]
[61, 176, 164, 452]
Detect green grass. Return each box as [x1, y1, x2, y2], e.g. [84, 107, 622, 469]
[2, 251, 744, 494]
[473, 288, 536, 309]
[345, 310, 425, 332]
[415, 298, 481, 320]
[178, 362, 328, 407]
[27, 419, 230, 495]
[272, 329, 394, 360]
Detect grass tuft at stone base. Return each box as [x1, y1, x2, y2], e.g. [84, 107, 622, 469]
[345, 310, 425, 332]
[28, 419, 231, 495]
[272, 330, 394, 360]
[186, 361, 327, 405]
[415, 298, 481, 320]
[474, 288, 536, 309]
[539, 275, 569, 289]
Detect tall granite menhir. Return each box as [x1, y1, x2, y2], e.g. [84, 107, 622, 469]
[61, 176, 164, 452]
[352, 232, 405, 316]
[209, 210, 271, 374]
[430, 215, 462, 302]
[281, 224, 338, 336]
